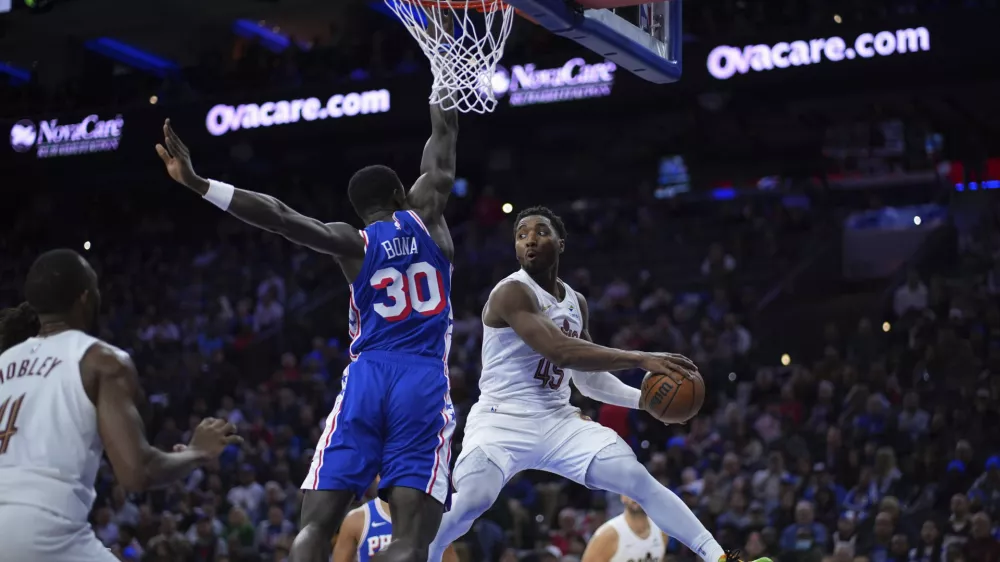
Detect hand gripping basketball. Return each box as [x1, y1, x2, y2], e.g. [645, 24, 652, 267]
[638, 353, 705, 425]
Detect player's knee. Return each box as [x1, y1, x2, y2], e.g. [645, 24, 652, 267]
[460, 484, 500, 516]
[453, 448, 504, 516]
[587, 441, 654, 494]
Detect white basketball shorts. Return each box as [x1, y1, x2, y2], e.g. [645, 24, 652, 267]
[0, 504, 118, 562]
[455, 401, 621, 485]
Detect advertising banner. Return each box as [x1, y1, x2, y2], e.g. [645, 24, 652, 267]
[706, 26, 931, 81]
[10, 114, 125, 159]
[204, 89, 392, 137]
[0, 13, 994, 173]
[491, 57, 618, 107]
[689, 14, 995, 89]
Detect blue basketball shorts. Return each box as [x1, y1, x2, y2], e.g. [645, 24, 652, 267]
[301, 350, 456, 506]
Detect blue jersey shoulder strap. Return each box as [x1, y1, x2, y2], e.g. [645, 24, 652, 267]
[358, 500, 393, 562]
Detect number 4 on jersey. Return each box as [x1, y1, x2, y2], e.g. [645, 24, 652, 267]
[0, 393, 26, 455]
[534, 359, 565, 390]
[371, 261, 446, 322]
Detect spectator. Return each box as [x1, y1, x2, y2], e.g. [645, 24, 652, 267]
[702, 243, 737, 278]
[780, 500, 829, 553]
[943, 493, 974, 552]
[909, 520, 944, 562]
[964, 512, 1000, 562]
[255, 505, 296, 553]
[227, 465, 266, 521]
[110, 485, 141, 528]
[190, 515, 229, 562]
[93, 505, 120, 547]
[254, 288, 285, 332]
[970, 455, 1000, 519]
[830, 512, 859, 557]
[857, 511, 894, 561]
[893, 268, 929, 317]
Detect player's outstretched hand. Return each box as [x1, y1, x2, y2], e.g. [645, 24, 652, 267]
[187, 417, 243, 458]
[155, 119, 202, 190]
[637, 352, 699, 380]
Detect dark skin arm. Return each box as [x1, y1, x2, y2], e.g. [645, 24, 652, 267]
[405, 13, 457, 261]
[156, 120, 364, 261]
[84, 343, 241, 492]
[483, 281, 697, 375]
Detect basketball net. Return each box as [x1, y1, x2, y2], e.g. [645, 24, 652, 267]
[384, 0, 515, 114]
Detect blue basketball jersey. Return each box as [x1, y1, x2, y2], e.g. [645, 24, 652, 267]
[358, 499, 392, 562]
[347, 210, 453, 361]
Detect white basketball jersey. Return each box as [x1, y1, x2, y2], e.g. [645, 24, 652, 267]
[595, 514, 666, 562]
[0, 330, 105, 523]
[479, 269, 584, 409]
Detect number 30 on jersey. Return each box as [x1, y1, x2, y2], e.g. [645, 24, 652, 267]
[370, 261, 446, 322]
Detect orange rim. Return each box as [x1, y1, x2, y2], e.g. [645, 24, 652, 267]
[398, 0, 510, 13]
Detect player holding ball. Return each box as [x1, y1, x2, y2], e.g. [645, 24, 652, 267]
[425, 206, 769, 562]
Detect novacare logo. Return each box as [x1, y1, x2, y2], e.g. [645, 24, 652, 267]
[10, 114, 124, 158]
[206, 89, 391, 137]
[492, 57, 616, 107]
[707, 27, 930, 80]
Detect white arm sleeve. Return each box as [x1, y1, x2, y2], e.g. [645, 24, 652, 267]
[572, 370, 641, 409]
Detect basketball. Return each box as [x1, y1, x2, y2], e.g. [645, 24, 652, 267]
[639, 370, 705, 424]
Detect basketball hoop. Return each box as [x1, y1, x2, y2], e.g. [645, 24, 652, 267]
[385, 0, 516, 114]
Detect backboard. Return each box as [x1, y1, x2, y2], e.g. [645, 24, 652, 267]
[506, 0, 682, 84]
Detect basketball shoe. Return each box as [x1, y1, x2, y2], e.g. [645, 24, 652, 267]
[722, 550, 772, 562]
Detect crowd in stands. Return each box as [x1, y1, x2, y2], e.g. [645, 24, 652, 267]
[4, 165, 999, 562]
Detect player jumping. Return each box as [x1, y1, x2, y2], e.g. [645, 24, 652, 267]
[0, 249, 240, 562]
[425, 207, 771, 562]
[156, 47, 459, 562]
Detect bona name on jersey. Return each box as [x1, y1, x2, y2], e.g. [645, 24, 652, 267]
[380, 236, 418, 259]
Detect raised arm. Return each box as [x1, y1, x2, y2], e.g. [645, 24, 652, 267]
[487, 281, 694, 375]
[569, 293, 642, 408]
[88, 343, 241, 491]
[156, 119, 364, 259]
[406, 14, 458, 225]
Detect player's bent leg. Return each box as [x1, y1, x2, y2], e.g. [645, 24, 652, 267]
[426, 447, 506, 562]
[584, 438, 726, 562]
[291, 489, 356, 562]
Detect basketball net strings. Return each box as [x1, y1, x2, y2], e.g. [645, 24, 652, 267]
[384, 0, 515, 114]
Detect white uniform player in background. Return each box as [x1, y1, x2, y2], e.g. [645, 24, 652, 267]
[583, 496, 668, 562]
[426, 207, 771, 562]
[0, 249, 240, 562]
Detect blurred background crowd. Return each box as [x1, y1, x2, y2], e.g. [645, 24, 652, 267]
[2, 0, 999, 561]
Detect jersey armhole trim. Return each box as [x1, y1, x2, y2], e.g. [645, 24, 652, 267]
[400, 209, 454, 265]
[406, 210, 430, 235]
[358, 504, 371, 546]
[374, 499, 391, 523]
[75, 339, 104, 412]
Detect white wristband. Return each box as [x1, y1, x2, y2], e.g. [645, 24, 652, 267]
[204, 180, 235, 211]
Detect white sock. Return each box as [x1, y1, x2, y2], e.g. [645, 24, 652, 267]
[585, 440, 727, 562]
